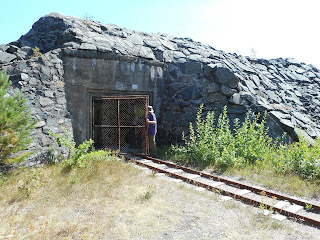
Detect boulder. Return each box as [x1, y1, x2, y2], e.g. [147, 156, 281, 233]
[213, 66, 239, 88]
[0, 52, 16, 63]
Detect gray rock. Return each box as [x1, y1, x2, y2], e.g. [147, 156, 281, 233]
[266, 90, 281, 103]
[35, 120, 46, 128]
[259, 75, 277, 90]
[0, 52, 16, 63]
[286, 58, 301, 66]
[40, 97, 54, 107]
[3, 11, 320, 164]
[220, 85, 236, 97]
[127, 34, 144, 45]
[251, 75, 260, 86]
[144, 38, 161, 48]
[207, 92, 228, 104]
[20, 73, 29, 81]
[135, 46, 155, 59]
[178, 85, 202, 100]
[213, 66, 239, 88]
[7, 45, 19, 54]
[255, 64, 268, 72]
[57, 97, 67, 105]
[80, 43, 97, 51]
[205, 82, 220, 93]
[293, 128, 315, 145]
[29, 78, 38, 85]
[178, 61, 202, 74]
[292, 111, 310, 124]
[0, 44, 8, 51]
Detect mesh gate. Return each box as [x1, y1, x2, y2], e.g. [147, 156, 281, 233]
[92, 96, 149, 154]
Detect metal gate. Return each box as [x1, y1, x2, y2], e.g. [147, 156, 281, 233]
[92, 95, 149, 154]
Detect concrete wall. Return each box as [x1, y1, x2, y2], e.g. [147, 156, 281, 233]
[63, 53, 167, 144]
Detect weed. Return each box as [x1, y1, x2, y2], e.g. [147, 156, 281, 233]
[215, 189, 222, 195]
[305, 203, 313, 211]
[259, 202, 265, 211]
[50, 129, 117, 169]
[29, 46, 42, 58]
[139, 186, 153, 202]
[271, 222, 282, 229]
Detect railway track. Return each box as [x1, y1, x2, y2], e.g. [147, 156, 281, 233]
[122, 154, 320, 228]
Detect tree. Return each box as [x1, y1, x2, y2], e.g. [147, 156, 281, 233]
[0, 70, 36, 165]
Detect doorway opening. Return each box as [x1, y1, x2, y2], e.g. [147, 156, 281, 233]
[92, 95, 149, 154]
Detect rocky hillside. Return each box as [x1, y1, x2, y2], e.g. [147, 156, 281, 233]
[1, 13, 320, 163]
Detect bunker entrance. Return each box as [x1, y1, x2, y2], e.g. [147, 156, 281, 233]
[92, 95, 149, 155]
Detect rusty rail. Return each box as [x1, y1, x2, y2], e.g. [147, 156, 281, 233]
[123, 154, 320, 228]
[142, 156, 320, 212]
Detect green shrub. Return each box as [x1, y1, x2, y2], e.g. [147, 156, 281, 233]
[50, 129, 94, 167]
[167, 104, 320, 180]
[50, 129, 119, 168]
[0, 70, 36, 165]
[274, 136, 320, 179]
[173, 105, 273, 170]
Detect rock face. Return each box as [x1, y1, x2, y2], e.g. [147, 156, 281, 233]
[1, 12, 320, 163]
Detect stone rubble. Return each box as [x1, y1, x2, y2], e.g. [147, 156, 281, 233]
[1, 12, 320, 164]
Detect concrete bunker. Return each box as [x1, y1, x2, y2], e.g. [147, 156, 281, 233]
[2, 13, 320, 165]
[62, 51, 167, 154]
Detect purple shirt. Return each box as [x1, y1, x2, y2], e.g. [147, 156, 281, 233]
[148, 113, 157, 136]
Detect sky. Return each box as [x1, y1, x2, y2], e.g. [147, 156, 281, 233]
[1, 0, 320, 69]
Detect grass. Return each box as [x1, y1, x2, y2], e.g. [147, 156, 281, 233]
[0, 158, 181, 239]
[0, 155, 317, 239]
[223, 165, 320, 198]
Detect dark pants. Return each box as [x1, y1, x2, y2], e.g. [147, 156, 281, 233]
[148, 135, 156, 157]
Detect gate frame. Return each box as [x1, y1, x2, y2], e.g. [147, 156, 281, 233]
[92, 95, 149, 155]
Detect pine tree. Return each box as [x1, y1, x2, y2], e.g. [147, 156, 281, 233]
[0, 70, 36, 165]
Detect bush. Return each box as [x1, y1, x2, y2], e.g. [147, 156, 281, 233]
[273, 136, 320, 179]
[0, 70, 36, 166]
[50, 129, 119, 168]
[168, 104, 320, 180]
[172, 105, 273, 169]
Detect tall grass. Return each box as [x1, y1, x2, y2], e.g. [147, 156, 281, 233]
[168, 104, 320, 181]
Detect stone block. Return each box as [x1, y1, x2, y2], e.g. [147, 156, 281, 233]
[35, 121, 46, 128]
[220, 85, 236, 97]
[0, 52, 16, 63]
[204, 82, 220, 93]
[179, 61, 203, 74]
[213, 66, 239, 89]
[178, 85, 203, 100]
[207, 92, 228, 104]
[39, 97, 54, 107]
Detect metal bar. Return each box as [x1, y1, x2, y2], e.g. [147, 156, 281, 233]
[95, 96, 148, 100]
[145, 96, 149, 155]
[92, 97, 95, 142]
[118, 99, 120, 152]
[94, 125, 145, 128]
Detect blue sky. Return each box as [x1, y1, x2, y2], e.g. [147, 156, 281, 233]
[1, 0, 320, 68]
